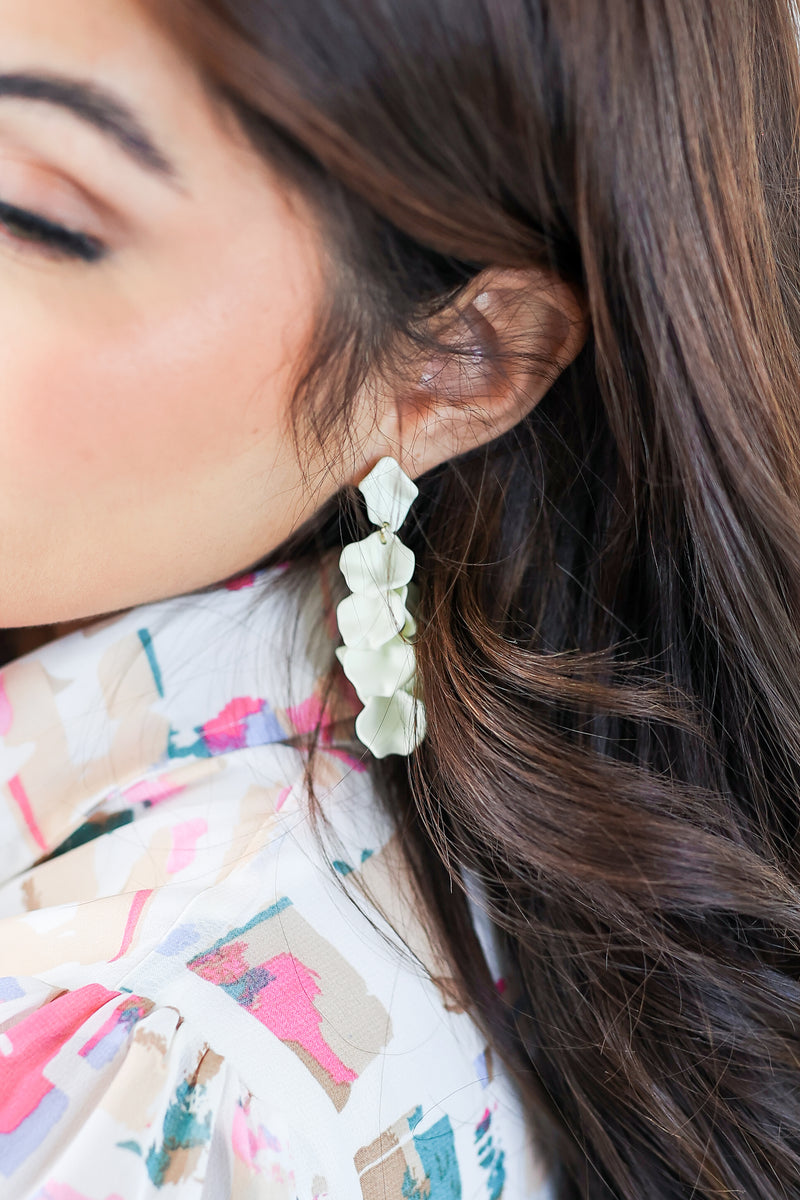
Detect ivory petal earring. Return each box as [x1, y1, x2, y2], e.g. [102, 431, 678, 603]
[335, 456, 427, 758]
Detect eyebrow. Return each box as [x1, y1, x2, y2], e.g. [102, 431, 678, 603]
[0, 70, 182, 187]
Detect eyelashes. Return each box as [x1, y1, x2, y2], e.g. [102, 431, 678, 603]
[0, 199, 107, 263]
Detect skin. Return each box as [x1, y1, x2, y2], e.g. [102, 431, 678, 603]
[0, 0, 589, 653]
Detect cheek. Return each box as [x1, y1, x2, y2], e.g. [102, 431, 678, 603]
[0, 276, 292, 495]
[0, 241, 323, 623]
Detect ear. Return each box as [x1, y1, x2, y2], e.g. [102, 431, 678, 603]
[372, 266, 590, 480]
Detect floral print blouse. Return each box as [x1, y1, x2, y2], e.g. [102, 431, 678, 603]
[0, 562, 551, 1199]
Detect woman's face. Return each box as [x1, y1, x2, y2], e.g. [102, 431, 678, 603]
[0, 0, 339, 626]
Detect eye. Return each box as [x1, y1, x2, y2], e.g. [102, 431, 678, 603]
[0, 199, 107, 263]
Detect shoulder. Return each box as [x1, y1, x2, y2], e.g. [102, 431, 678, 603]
[0, 748, 546, 1197]
[0, 562, 549, 1196]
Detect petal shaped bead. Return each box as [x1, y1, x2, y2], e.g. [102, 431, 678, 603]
[336, 456, 426, 758]
[336, 587, 408, 650]
[401, 612, 418, 640]
[359, 456, 419, 532]
[355, 691, 427, 758]
[336, 634, 417, 704]
[339, 530, 415, 595]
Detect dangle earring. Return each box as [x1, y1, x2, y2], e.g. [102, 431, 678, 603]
[335, 456, 427, 758]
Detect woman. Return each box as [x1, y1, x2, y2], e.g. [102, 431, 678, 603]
[0, 0, 798, 1195]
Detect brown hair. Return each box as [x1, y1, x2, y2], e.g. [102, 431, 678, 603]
[145, 1, 800, 1194]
